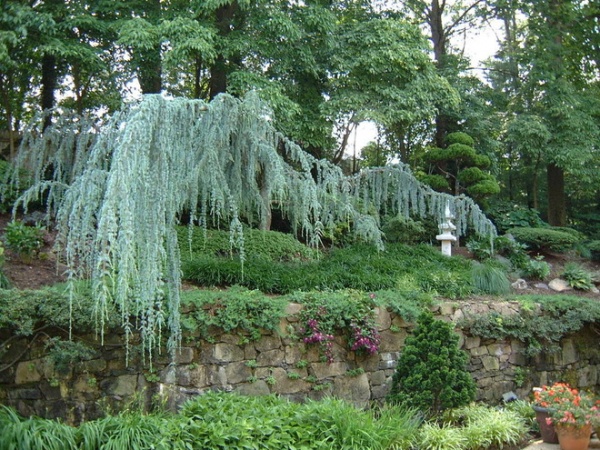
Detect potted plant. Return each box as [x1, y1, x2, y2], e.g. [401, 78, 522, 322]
[534, 382, 597, 450]
[532, 385, 560, 443]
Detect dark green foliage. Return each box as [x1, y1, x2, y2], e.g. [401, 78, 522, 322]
[44, 337, 96, 372]
[387, 311, 476, 417]
[561, 263, 595, 291]
[486, 203, 545, 234]
[177, 226, 318, 262]
[471, 262, 511, 295]
[521, 256, 551, 280]
[466, 235, 529, 271]
[180, 286, 288, 341]
[4, 220, 44, 261]
[381, 216, 436, 244]
[182, 243, 474, 298]
[0, 160, 31, 214]
[507, 227, 581, 252]
[587, 240, 600, 261]
[0, 283, 117, 337]
[459, 295, 600, 355]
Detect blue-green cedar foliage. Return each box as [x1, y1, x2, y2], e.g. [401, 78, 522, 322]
[6, 93, 495, 362]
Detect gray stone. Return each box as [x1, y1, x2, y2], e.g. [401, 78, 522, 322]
[511, 279, 528, 290]
[79, 359, 107, 373]
[311, 362, 347, 379]
[481, 355, 500, 371]
[271, 368, 311, 394]
[209, 366, 231, 390]
[371, 384, 390, 400]
[561, 339, 577, 365]
[369, 370, 387, 386]
[470, 346, 489, 357]
[374, 307, 392, 331]
[244, 344, 257, 360]
[225, 361, 253, 385]
[378, 329, 407, 352]
[285, 303, 303, 321]
[107, 374, 138, 397]
[255, 335, 282, 352]
[15, 360, 43, 384]
[256, 349, 285, 367]
[285, 344, 306, 365]
[189, 365, 209, 388]
[174, 347, 194, 364]
[464, 336, 481, 349]
[548, 278, 571, 292]
[533, 282, 549, 290]
[235, 380, 270, 396]
[357, 352, 380, 372]
[487, 343, 510, 357]
[212, 343, 244, 362]
[220, 334, 241, 345]
[332, 373, 370, 407]
[439, 303, 455, 316]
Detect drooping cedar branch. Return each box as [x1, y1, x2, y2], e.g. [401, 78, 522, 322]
[5, 93, 496, 362]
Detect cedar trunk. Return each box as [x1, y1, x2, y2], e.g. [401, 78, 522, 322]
[546, 163, 566, 226]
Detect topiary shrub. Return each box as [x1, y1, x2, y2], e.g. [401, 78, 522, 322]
[507, 227, 580, 253]
[387, 311, 476, 417]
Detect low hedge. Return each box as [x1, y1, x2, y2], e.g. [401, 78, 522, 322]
[507, 227, 581, 252]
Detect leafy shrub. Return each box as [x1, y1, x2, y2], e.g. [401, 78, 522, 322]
[381, 216, 435, 244]
[520, 255, 551, 280]
[507, 227, 580, 252]
[177, 226, 319, 262]
[471, 262, 511, 295]
[4, 220, 44, 261]
[486, 202, 545, 234]
[561, 262, 595, 291]
[181, 286, 288, 341]
[387, 311, 476, 417]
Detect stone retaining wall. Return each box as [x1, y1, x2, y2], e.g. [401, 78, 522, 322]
[1, 301, 598, 424]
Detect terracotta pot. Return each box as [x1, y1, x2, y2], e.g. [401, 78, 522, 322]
[555, 423, 592, 450]
[533, 405, 559, 444]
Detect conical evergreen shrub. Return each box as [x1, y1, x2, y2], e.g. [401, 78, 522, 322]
[387, 311, 476, 417]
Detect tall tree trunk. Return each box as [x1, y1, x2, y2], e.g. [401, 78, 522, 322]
[209, 2, 239, 99]
[41, 54, 57, 130]
[428, 0, 451, 148]
[547, 163, 566, 226]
